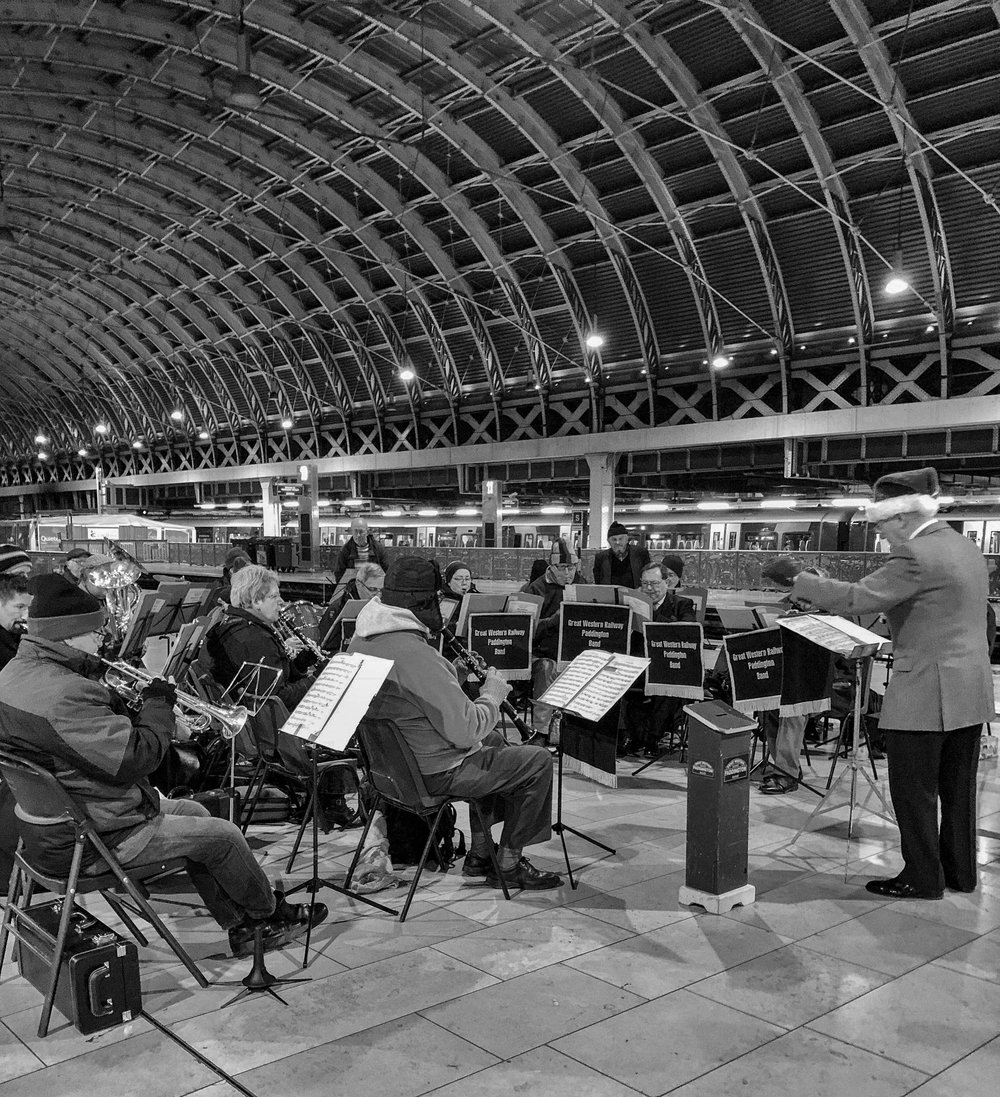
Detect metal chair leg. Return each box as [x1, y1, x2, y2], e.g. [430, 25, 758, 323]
[0, 858, 23, 973]
[101, 891, 150, 947]
[38, 838, 87, 1037]
[398, 804, 449, 923]
[343, 798, 379, 890]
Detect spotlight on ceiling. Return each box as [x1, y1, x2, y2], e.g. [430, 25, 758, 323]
[33, 433, 48, 445]
[95, 423, 109, 435]
[77, 448, 88, 457]
[884, 250, 910, 295]
[398, 368, 416, 382]
[37, 451, 48, 460]
[711, 354, 731, 369]
[198, 430, 210, 441]
[226, 1, 263, 110]
[280, 416, 294, 430]
[132, 439, 144, 449]
[169, 408, 184, 422]
[585, 332, 605, 350]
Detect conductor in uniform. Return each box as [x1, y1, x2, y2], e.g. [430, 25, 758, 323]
[768, 467, 994, 900]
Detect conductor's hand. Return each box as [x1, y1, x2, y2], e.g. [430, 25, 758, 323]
[141, 676, 178, 706]
[761, 556, 801, 588]
[477, 667, 511, 708]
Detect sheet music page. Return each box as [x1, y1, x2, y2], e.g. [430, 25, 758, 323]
[620, 592, 652, 622]
[566, 653, 650, 722]
[538, 649, 611, 710]
[281, 651, 394, 751]
[505, 593, 543, 619]
[778, 613, 888, 656]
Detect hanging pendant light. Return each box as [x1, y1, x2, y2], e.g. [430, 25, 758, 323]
[227, 0, 263, 110]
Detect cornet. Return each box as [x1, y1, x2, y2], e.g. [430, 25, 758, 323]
[101, 659, 249, 740]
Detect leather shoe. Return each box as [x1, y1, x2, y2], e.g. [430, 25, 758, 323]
[760, 773, 796, 795]
[864, 877, 942, 900]
[485, 856, 563, 891]
[461, 850, 494, 878]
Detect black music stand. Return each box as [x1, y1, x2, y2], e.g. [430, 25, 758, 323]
[284, 745, 397, 965]
[791, 649, 895, 871]
[549, 710, 617, 890]
[219, 922, 309, 1009]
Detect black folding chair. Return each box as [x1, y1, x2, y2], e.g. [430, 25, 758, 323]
[0, 750, 209, 1037]
[345, 717, 510, 922]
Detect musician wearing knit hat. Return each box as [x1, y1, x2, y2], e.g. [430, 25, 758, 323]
[0, 571, 328, 959]
[349, 556, 562, 891]
[767, 466, 994, 900]
[591, 520, 651, 589]
[0, 545, 32, 577]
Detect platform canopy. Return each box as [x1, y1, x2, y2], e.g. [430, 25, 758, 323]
[1, 1, 998, 483]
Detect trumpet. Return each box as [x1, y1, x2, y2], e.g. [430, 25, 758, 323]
[276, 607, 328, 665]
[101, 659, 249, 740]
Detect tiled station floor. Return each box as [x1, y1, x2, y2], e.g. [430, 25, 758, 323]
[3, 748, 1000, 1097]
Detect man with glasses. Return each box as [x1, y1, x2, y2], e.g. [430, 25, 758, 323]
[0, 574, 327, 958]
[768, 467, 994, 900]
[522, 539, 579, 740]
[624, 561, 697, 756]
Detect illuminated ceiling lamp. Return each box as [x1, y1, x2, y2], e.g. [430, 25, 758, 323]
[398, 368, 416, 383]
[711, 352, 731, 369]
[585, 331, 605, 350]
[227, 0, 263, 110]
[884, 248, 910, 295]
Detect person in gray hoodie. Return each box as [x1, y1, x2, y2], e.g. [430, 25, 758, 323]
[349, 556, 562, 891]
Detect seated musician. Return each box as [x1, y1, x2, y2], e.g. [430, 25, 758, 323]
[349, 557, 562, 891]
[521, 539, 579, 739]
[624, 560, 697, 756]
[0, 574, 326, 958]
[0, 571, 32, 883]
[205, 565, 357, 827]
[206, 564, 318, 713]
[323, 563, 385, 651]
[440, 561, 478, 598]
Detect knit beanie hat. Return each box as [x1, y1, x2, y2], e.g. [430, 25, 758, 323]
[660, 554, 685, 581]
[0, 545, 31, 575]
[382, 556, 441, 609]
[607, 521, 628, 538]
[443, 561, 470, 588]
[864, 467, 940, 523]
[27, 574, 107, 640]
[549, 539, 578, 565]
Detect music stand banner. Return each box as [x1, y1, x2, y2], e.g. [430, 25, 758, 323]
[643, 621, 705, 699]
[557, 603, 631, 667]
[724, 627, 783, 715]
[778, 626, 835, 717]
[468, 613, 533, 681]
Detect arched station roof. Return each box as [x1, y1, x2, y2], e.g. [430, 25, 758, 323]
[0, 0, 998, 485]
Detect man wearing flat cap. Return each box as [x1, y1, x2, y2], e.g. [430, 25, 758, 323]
[349, 556, 562, 891]
[591, 521, 651, 589]
[768, 467, 994, 900]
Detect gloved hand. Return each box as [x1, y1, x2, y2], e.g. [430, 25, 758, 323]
[760, 556, 801, 588]
[141, 677, 177, 706]
[477, 668, 511, 708]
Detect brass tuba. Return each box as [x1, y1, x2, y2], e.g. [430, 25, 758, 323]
[87, 558, 142, 633]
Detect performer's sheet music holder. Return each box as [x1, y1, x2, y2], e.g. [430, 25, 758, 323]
[780, 614, 894, 868]
[224, 661, 283, 716]
[537, 650, 649, 888]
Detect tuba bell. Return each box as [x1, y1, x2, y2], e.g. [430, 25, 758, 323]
[87, 557, 143, 634]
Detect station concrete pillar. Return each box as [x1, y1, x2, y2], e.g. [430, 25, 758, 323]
[260, 478, 282, 537]
[586, 452, 615, 551]
[297, 464, 321, 568]
[481, 478, 503, 548]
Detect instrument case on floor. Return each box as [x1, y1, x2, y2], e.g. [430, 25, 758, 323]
[16, 900, 142, 1034]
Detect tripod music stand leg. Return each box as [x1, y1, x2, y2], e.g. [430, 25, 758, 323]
[551, 737, 617, 890]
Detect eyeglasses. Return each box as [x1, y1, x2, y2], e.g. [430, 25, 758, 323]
[359, 581, 384, 593]
[640, 579, 664, 589]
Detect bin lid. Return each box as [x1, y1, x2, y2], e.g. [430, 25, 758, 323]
[683, 699, 758, 735]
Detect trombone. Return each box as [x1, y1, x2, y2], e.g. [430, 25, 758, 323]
[101, 659, 249, 740]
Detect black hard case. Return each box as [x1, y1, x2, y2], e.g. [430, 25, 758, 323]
[16, 901, 142, 1033]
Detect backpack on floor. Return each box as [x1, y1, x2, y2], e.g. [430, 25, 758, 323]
[384, 803, 466, 872]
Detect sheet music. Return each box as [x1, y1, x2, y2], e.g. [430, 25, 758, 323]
[567, 654, 649, 722]
[281, 652, 394, 751]
[620, 592, 652, 623]
[778, 613, 888, 658]
[538, 649, 648, 723]
[505, 593, 543, 620]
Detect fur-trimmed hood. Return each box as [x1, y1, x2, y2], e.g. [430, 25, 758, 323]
[353, 596, 429, 640]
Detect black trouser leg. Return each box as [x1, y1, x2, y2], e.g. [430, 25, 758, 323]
[885, 729, 946, 893]
[938, 724, 981, 891]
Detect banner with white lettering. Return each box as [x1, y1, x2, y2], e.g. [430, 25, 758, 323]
[643, 621, 705, 699]
[467, 613, 533, 681]
[557, 603, 632, 667]
[724, 627, 783, 715]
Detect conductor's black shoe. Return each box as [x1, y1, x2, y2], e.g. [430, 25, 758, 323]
[485, 856, 563, 891]
[864, 878, 942, 901]
[461, 850, 494, 877]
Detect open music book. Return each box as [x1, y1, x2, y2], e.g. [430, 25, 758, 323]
[281, 651, 394, 751]
[777, 613, 890, 660]
[538, 649, 649, 723]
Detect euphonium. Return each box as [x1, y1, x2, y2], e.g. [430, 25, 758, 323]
[87, 558, 142, 633]
[101, 659, 248, 739]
